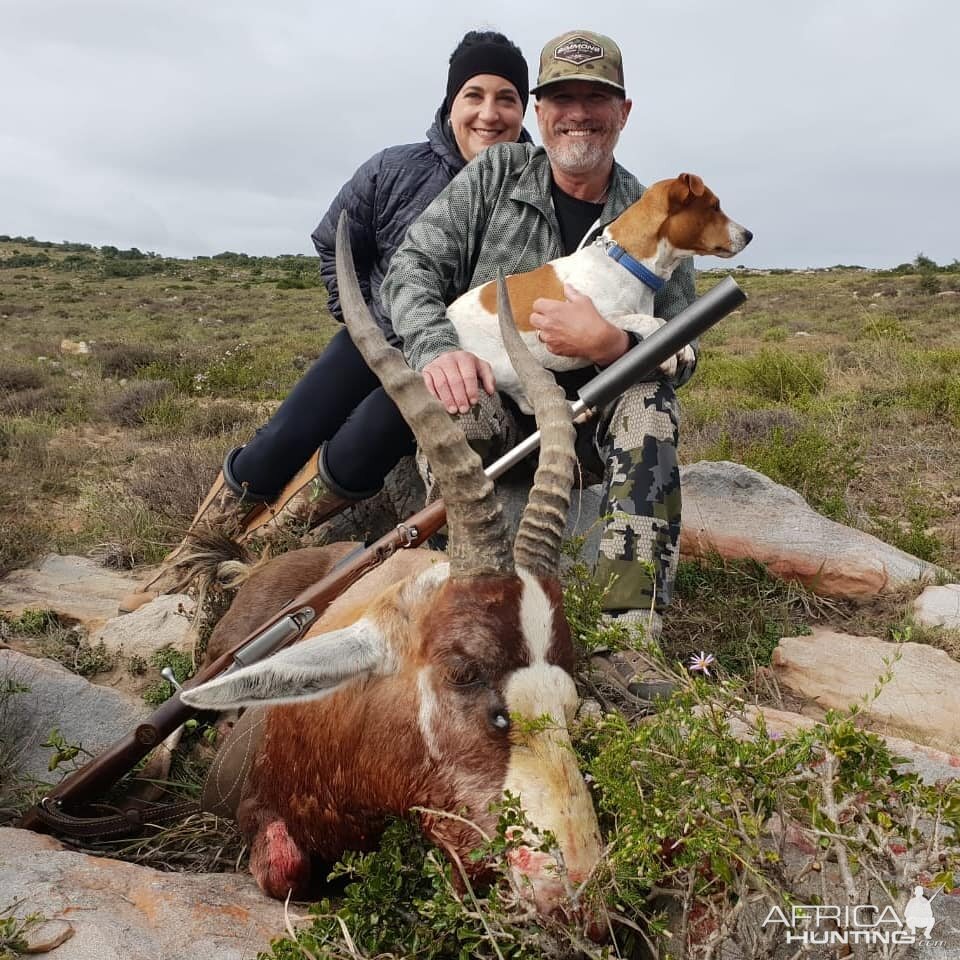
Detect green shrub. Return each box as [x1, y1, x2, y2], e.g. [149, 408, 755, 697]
[142, 646, 195, 705]
[860, 314, 911, 342]
[741, 349, 827, 402]
[264, 800, 586, 960]
[698, 348, 827, 403]
[581, 686, 960, 954]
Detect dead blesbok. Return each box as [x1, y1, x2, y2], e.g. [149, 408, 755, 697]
[182, 214, 604, 928]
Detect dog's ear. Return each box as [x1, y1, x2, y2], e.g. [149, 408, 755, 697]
[678, 173, 705, 198]
[667, 176, 691, 209]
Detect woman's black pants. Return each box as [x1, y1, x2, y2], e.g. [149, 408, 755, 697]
[231, 327, 416, 498]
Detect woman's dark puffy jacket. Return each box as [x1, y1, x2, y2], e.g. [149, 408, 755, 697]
[312, 104, 531, 345]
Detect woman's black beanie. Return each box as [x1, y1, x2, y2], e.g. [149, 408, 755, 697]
[445, 31, 529, 114]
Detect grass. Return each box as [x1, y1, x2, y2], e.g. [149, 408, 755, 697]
[0, 608, 117, 678]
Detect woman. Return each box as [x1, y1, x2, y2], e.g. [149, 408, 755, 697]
[126, 31, 530, 608]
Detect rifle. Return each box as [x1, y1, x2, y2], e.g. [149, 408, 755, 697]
[19, 276, 746, 837]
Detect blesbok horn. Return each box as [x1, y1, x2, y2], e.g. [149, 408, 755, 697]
[335, 212, 513, 578]
[495, 272, 576, 576]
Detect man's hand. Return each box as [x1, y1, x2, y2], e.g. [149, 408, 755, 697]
[530, 284, 629, 366]
[658, 344, 696, 378]
[422, 350, 496, 414]
[619, 313, 696, 377]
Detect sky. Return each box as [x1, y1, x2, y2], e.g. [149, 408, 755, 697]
[1, 0, 957, 269]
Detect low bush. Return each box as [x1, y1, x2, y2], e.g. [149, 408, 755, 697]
[99, 380, 172, 427]
[0, 364, 45, 392]
[183, 401, 258, 438]
[0, 385, 71, 417]
[0, 517, 50, 577]
[700, 349, 827, 403]
[97, 341, 163, 378]
[128, 439, 223, 525]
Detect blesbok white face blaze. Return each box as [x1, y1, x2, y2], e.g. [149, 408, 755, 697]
[501, 570, 603, 909]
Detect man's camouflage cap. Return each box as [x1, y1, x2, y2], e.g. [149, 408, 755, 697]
[531, 30, 625, 96]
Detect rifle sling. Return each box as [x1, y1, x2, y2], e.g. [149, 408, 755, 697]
[31, 796, 201, 839]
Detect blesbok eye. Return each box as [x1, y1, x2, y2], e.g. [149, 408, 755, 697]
[446, 660, 484, 688]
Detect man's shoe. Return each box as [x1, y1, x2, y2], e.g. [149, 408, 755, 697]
[589, 609, 677, 704]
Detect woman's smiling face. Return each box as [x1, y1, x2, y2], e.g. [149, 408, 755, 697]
[448, 74, 524, 162]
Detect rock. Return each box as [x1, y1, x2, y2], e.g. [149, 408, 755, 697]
[0, 828, 286, 960]
[908, 893, 960, 959]
[771, 629, 960, 753]
[679, 461, 946, 598]
[0, 649, 149, 784]
[59, 339, 90, 355]
[92, 593, 195, 658]
[22, 918, 75, 953]
[0, 555, 143, 633]
[116, 590, 159, 615]
[728, 705, 960, 785]
[913, 583, 960, 629]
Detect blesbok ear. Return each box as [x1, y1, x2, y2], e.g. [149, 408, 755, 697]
[180, 620, 391, 710]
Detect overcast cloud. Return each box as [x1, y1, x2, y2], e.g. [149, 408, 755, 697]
[1, 0, 956, 268]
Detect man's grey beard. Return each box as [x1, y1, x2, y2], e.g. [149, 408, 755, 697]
[544, 130, 620, 175]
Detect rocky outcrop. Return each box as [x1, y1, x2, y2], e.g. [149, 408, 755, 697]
[0, 649, 149, 784]
[679, 461, 946, 598]
[0, 828, 286, 960]
[92, 593, 195, 658]
[0, 555, 143, 633]
[770, 629, 960, 753]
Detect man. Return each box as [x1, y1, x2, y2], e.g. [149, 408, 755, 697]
[382, 30, 696, 699]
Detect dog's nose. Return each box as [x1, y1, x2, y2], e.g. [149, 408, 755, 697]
[743, 229, 754, 245]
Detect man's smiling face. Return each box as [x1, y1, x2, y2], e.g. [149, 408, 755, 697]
[535, 80, 632, 175]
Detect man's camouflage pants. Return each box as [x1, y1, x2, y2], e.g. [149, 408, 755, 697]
[418, 378, 682, 615]
[593, 379, 681, 615]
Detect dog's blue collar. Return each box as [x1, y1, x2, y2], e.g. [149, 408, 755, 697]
[606, 243, 666, 292]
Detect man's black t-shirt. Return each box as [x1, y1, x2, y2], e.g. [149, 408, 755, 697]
[550, 181, 605, 255]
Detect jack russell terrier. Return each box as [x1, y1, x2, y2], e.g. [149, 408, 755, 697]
[447, 173, 752, 413]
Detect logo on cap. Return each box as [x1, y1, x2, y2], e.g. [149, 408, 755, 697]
[554, 36, 603, 66]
